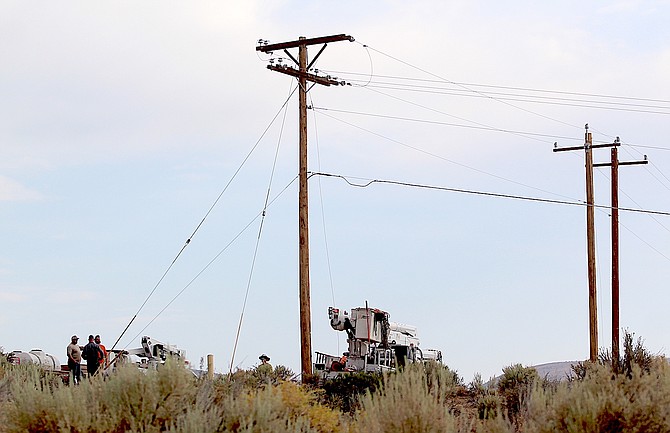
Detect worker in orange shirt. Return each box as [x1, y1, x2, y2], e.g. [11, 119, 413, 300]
[95, 335, 108, 369]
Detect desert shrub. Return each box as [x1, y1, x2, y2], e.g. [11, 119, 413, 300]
[0, 347, 7, 379]
[2, 364, 66, 432]
[210, 364, 297, 404]
[320, 371, 381, 414]
[208, 381, 332, 433]
[250, 363, 297, 386]
[0, 348, 10, 405]
[152, 370, 340, 433]
[466, 373, 498, 421]
[423, 360, 464, 390]
[211, 367, 256, 401]
[170, 366, 342, 433]
[602, 330, 654, 377]
[468, 373, 487, 396]
[572, 330, 655, 381]
[477, 393, 503, 421]
[467, 373, 498, 421]
[354, 363, 464, 433]
[277, 381, 344, 432]
[526, 360, 670, 433]
[497, 364, 538, 427]
[4, 359, 199, 433]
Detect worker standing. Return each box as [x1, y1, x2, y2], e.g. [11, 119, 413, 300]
[95, 335, 107, 369]
[257, 354, 272, 375]
[81, 334, 104, 378]
[66, 335, 82, 385]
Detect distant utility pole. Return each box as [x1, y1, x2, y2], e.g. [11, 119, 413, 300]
[554, 124, 618, 362]
[256, 34, 354, 381]
[594, 141, 647, 367]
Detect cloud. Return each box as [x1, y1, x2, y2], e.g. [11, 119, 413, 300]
[0, 291, 27, 303]
[45, 289, 97, 305]
[596, 0, 669, 14]
[598, 0, 644, 14]
[0, 176, 43, 201]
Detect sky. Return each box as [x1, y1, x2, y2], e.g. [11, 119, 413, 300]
[2, 0, 670, 382]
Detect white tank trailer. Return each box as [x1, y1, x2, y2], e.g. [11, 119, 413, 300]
[9, 349, 61, 371]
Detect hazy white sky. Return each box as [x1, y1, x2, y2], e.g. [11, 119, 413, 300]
[2, 0, 670, 381]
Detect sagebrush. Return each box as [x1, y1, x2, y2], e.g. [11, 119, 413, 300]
[1, 342, 669, 433]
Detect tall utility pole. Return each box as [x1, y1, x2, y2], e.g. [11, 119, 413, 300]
[594, 141, 647, 367]
[554, 124, 617, 362]
[584, 127, 598, 362]
[256, 34, 354, 381]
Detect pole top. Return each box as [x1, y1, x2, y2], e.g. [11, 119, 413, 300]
[257, 34, 355, 52]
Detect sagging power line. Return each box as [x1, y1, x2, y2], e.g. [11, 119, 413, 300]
[307, 171, 669, 217]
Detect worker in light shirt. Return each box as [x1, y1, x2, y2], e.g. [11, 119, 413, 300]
[66, 335, 82, 385]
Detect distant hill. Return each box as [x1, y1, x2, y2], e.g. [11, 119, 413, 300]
[532, 361, 578, 381]
[487, 361, 579, 386]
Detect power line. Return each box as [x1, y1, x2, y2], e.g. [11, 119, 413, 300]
[308, 172, 670, 217]
[320, 70, 670, 105]
[340, 44, 670, 152]
[124, 175, 299, 349]
[311, 108, 583, 204]
[353, 79, 670, 109]
[624, 143, 670, 152]
[354, 42, 585, 133]
[349, 83, 670, 115]
[230, 81, 291, 373]
[309, 93, 338, 308]
[331, 44, 670, 224]
[311, 105, 579, 142]
[312, 99, 669, 152]
[111, 85, 299, 352]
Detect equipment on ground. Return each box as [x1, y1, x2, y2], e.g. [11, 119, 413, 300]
[314, 305, 442, 378]
[108, 336, 190, 371]
[9, 349, 60, 370]
[7, 336, 190, 381]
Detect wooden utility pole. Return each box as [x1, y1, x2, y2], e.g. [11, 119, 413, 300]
[594, 140, 647, 367]
[584, 127, 598, 362]
[554, 124, 617, 362]
[256, 34, 354, 381]
[609, 146, 619, 366]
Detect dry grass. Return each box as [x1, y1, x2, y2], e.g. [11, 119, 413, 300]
[526, 358, 670, 433]
[354, 363, 462, 433]
[0, 360, 341, 433]
[2, 353, 670, 433]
